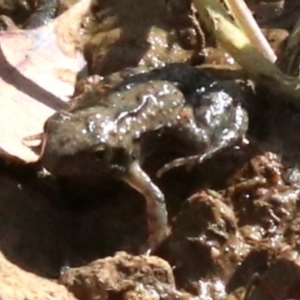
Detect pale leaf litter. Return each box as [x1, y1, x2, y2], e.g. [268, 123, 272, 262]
[0, 0, 91, 162]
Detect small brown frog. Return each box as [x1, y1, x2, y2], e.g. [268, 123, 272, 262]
[40, 64, 248, 252]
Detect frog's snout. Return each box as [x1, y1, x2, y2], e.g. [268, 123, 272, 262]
[44, 111, 73, 133]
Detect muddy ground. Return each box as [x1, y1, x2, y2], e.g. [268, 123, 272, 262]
[1, 0, 300, 299]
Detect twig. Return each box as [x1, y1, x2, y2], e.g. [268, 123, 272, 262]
[282, 15, 300, 74]
[193, 0, 300, 109]
[223, 0, 276, 62]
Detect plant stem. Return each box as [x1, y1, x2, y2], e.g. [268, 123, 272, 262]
[223, 0, 276, 62]
[193, 0, 300, 109]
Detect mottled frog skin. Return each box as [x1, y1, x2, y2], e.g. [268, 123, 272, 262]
[40, 64, 248, 251]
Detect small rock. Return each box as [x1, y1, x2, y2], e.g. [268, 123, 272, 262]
[60, 251, 188, 300]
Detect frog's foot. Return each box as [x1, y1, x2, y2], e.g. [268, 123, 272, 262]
[123, 160, 170, 254]
[22, 133, 45, 155]
[22, 133, 44, 146]
[157, 137, 250, 177]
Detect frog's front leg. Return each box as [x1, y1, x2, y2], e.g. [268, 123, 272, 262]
[122, 160, 169, 253]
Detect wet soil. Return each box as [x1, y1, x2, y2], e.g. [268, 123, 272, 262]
[2, 0, 300, 299]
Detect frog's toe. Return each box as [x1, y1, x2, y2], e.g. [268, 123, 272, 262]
[157, 152, 211, 177]
[22, 133, 44, 147]
[157, 157, 192, 177]
[22, 133, 45, 156]
[140, 226, 171, 255]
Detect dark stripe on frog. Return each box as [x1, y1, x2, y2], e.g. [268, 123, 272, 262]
[111, 64, 212, 98]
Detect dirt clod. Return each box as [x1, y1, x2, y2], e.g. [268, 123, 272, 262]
[60, 252, 189, 300]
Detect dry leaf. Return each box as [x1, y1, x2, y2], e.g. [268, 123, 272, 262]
[0, 0, 92, 162]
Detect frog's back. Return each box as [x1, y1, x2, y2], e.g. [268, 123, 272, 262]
[108, 80, 186, 136]
[71, 64, 211, 111]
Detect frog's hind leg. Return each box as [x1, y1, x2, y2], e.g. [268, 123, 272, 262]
[157, 110, 249, 177]
[122, 160, 170, 253]
[156, 130, 249, 177]
[157, 143, 226, 177]
[157, 89, 249, 177]
[157, 133, 249, 177]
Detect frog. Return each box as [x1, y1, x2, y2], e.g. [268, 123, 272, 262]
[40, 64, 248, 252]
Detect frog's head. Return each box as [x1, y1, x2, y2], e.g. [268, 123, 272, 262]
[40, 109, 134, 178]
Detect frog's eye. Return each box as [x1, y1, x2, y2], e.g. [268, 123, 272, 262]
[94, 145, 107, 161]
